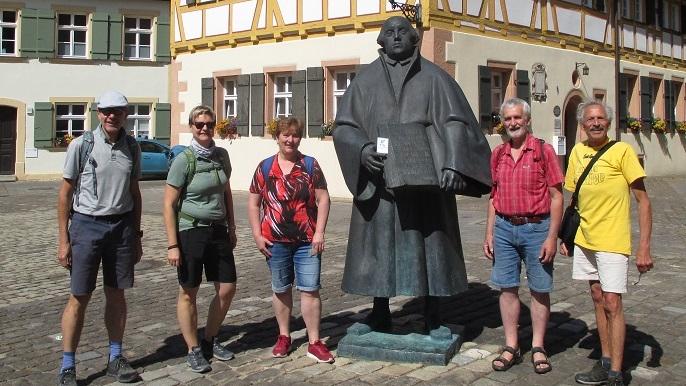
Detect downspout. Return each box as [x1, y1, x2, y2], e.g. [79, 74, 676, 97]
[614, 0, 622, 141]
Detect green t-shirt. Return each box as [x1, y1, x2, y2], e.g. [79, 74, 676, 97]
[166, 147, 232, 232]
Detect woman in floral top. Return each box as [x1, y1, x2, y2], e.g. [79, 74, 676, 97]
[247, 117, 333, 363]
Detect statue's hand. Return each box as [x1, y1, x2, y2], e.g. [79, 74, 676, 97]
[361, 144, 385, 175]
[440, 169, 466, 193]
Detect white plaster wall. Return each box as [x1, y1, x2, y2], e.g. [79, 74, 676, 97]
[447, 31, 686, 177]
[205, 6, 229, 36]
[176, 32, 382, 197]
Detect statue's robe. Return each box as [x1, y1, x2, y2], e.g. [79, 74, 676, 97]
[333, 49, 492, 297]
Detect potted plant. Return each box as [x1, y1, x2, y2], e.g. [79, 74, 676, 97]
[54, 134, 74, 148]
[266, 118, 279, 138]
[494, 121, 506, 135]
[216, 117, 238, 141]
[676, 121, 686, 134]
[320, 119, 335, 139]
[627, 117, 641, 132]
[651, 117, 667, 134]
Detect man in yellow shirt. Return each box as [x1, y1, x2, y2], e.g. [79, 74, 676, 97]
[562, 101, 653, 386]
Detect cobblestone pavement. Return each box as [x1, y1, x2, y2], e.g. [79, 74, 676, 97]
[0, 177, 684, 385]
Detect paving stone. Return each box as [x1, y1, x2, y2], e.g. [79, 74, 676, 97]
[377, 362, 422, 376]
[630, 365, 659, 381]
[450, 353, 477, 366]
[140, 366, 175, 381]
[139, 322, 166, 332]
[462, 348, 492, 360]
[661, 306, 686, 315]
[340, 360, 385, 375]
[144, 378, 180, 386]
[169, 369, 204, 383]
[76, 350, 103, 362]
[405, 364, 451, 381]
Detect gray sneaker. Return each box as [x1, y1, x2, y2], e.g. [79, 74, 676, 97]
[187, 346, 211, 373]
[56, 367, 76, 386]
[607, 373, 624, 386]
[203, 338, 234, 361]
[575, 361, 609, 385]
[106, 356, 139, 383]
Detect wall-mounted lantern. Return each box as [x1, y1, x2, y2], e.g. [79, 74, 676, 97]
[575, 62, 589, 76]
[388, 0, 423, 27]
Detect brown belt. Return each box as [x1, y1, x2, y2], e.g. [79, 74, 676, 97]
[497, 213, 549, 225]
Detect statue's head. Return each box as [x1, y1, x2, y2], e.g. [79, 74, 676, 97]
[377, 16, 419, 61]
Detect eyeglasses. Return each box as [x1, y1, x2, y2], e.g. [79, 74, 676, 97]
[192, 121, 215, 130]
[99, 108, 126, 116]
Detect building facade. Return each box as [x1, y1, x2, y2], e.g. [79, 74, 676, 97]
[171, 0, 684, 197]
[0, 0, 171, 180]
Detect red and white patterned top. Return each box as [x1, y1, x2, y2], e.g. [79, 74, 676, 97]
[490, 134, 564, 216]
[249, 153, 327, 243]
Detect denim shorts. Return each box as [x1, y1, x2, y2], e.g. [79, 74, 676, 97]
[267, 242, 321, 293]
[490, 215, 554, 293]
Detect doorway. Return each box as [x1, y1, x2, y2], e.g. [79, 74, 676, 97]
[0, 106, 17, 175]
[563, 95, 583, 170]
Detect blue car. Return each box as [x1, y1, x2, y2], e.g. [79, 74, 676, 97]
[136, 138, 171, 178]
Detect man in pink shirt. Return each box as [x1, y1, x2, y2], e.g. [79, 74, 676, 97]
[483, 98, 564, 374]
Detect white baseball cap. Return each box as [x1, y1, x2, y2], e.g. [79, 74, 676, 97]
[97, 91, 129, 109]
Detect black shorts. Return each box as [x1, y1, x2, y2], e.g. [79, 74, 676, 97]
[178, 225, 237, 288]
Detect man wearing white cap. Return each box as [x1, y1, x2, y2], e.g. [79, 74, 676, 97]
[56, 91, 142, 385]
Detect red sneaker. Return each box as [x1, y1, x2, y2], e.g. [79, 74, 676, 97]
[307, 340, 335, 363]
[272, 335, 291, 358]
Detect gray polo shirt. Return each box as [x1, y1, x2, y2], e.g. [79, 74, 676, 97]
[63, 126, 142, 216]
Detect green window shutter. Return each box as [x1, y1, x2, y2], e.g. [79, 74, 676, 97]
[478, 66, 492, 130]
[291, 70, 307, 129]
[90, 103, 100, 130]
[155, 15, 171, 63]
[664, 80, 673, 129]
[306, 67, 324, 138]
[516, 69, 531, 106]
[91, 12, 109, 60]
[35, 9, 55, 58]
[618, 73, 629, 129]
[236, 74, 250, 137]
[19, 9, 37, 58]
[154, 103, 171, 145]
[201, 77, 214, 108]
[640, 76, 653, 123]
[34, 102, 54, 148]
[108, 13, 122, 60]
[250, 73, 265, 136]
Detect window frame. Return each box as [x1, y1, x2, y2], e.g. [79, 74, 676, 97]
[223, 78, 238, 118]
[123, 16, 153, 60]
[0, 9, 17, 56]
[55, 103, 87, 139]
[56, 12, 88, 58]
[332, 70, 356, 118]
[126, 103, 152, 138]
[488, 65, 515, 135]
[273, 74, 293, 118]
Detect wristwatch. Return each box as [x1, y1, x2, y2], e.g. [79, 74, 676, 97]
[136, 230, 143, 238]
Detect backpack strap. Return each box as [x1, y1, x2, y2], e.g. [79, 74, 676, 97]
[537, 138, 548, 175]
[303, 155, 315, 175]
[125, 135, 139, 179]
[74, 130, 95, 207]
[261, 154, 315, 179]
[492, 144, 506, 188]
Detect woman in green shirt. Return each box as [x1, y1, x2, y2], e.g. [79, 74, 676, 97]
[162, 105, 237, 373]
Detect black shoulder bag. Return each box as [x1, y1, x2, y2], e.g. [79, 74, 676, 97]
[559, 141, 617, 255]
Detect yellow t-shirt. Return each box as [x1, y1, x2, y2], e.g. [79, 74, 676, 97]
[564, 140, 646, 255]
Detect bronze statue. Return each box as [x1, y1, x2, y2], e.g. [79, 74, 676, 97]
[333, 16, 492, 332]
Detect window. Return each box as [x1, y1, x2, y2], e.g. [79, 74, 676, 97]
[662, 2, 680, 31]
[274, 75, 292, 118]
[124, 17, 152, 60]
[491, 69, 513, 115]
[0, 10, 16, 56]
[622, 0, 644, 22]
[223, 79, 237, 118]
[333, 71, 355, 116]
[127, 104, 151, 138]
[582, 0, 605, 12]
[57, 13, 87, 57]
[55, 104, 86, 139]
[652, 78, 664, 118]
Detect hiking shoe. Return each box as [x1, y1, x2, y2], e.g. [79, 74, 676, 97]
[575, 361, 609, 385]
[106, 356, 139, 383]
[307, 340, 335, 363]
[272, 335, 291, 358]
[56, 367, 76, 386]
[202, 338, 235, 361]
[187, 346, 211, 373]
[607, 373, 625, 386]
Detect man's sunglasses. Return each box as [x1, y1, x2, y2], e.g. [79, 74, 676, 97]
[98, 108, 127, 116]
[193, 121, 216, 130]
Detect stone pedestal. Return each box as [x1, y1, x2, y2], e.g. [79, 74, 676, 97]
[337, 323, 461, 365]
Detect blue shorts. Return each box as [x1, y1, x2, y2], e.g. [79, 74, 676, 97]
[490, 215, 554, 293]
[69, 212, 136, 295]
[267, 242, 321, 293]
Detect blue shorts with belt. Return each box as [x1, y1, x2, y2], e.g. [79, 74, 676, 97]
[490, 214, 554, 293]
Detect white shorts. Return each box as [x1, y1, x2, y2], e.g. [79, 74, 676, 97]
[572, 245, 629, 294]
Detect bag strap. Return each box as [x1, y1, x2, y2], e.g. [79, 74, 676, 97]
[571, 140, 617, 207]
[74, 130, 95, 207]
[261, 154, 314, 178]
[125, 135, 139, 178]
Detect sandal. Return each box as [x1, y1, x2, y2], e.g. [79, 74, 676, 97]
[531, 346, 552, 374]
[491, 346, 522, 371]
